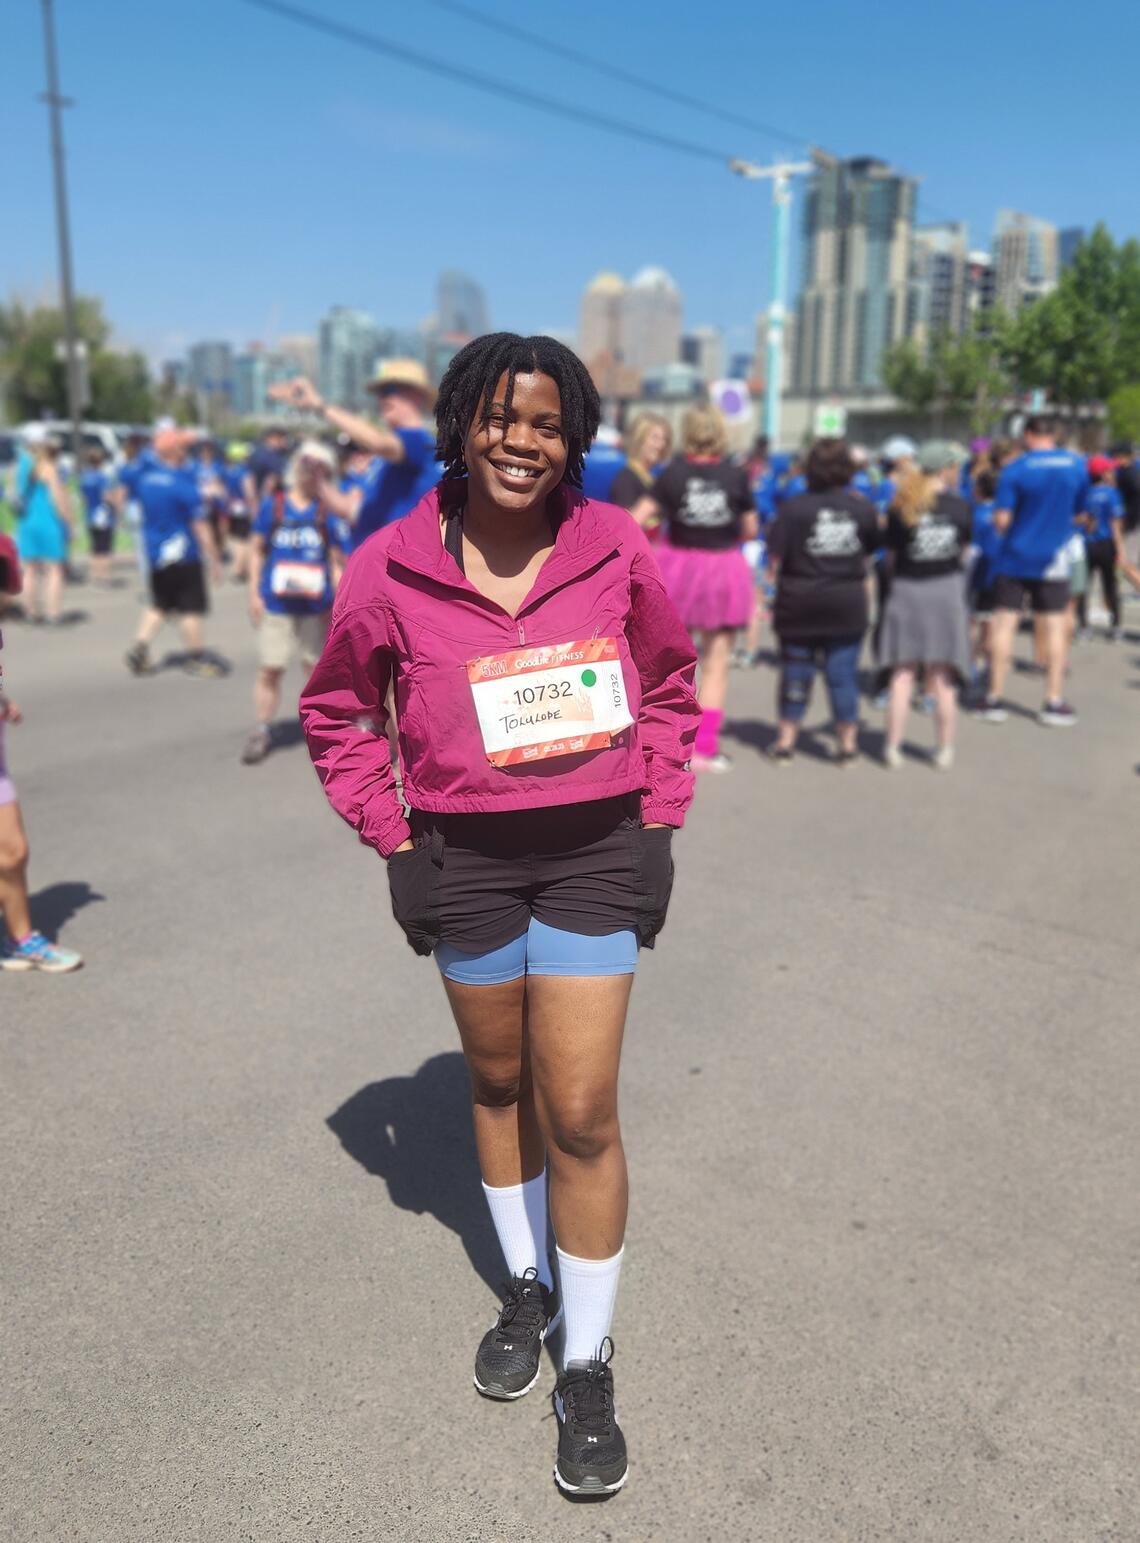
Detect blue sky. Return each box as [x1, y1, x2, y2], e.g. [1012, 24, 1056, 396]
[4, 0, 1135, 366]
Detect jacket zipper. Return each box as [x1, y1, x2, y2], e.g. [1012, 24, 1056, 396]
[517, 620, 525, 644]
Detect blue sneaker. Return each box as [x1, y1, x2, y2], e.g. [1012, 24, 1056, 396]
[1, 931, 83, 973]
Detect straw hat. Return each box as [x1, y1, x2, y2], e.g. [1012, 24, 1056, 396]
[366, 357, 436, 407]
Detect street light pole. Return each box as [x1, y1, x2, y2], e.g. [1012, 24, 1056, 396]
[39, 0, 84, 468]
[730, 155, 814, 449]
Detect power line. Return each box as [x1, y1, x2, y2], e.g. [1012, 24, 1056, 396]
[420, 0, 807, 150]
[241, 0, 744, 166]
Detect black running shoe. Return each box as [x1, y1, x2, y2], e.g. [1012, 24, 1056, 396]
[1039, 699, 1078, 727]
[473, 1268, 561, 1400]
[552, 1338, 628, 1496]
[125, 641, 150, 676]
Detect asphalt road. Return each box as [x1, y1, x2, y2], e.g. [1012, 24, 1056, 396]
[2, 568, 1137, 1543]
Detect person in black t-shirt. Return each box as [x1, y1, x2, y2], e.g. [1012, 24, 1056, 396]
[765, 438, 880, 766]
[608, 413, 671, 520]
[630, 406, 756, 771]
[878, 442, 972, 771]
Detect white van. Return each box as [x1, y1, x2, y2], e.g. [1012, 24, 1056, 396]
[17, 420, 124, 473]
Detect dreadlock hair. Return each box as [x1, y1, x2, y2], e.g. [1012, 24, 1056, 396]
[435, 333, 601, 488]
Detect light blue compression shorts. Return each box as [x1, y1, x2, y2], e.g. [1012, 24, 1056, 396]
[435, 917, 638, 985]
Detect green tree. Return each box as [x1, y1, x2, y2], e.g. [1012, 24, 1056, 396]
[0, 295, 154, 422]
[89, 349, 155, 422]
[882, 319, 1013, 434]
[1106, 383, 1140, 443]
[1001, 225, 1140, 408]
[882, 337, 937, 415]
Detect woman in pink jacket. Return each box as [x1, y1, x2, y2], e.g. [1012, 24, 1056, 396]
[301, 333, 698, 1497]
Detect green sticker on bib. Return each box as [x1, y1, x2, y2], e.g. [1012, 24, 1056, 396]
[581, 668, 597, 687]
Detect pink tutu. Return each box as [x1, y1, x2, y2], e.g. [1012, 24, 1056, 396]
[653, 542, 754, 632]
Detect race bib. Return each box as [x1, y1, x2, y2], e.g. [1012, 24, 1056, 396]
[271, 559, 325, 599]
[91, 504, 112, 530]
[467, 637, 633, 768]
[156, 532, 189, 568]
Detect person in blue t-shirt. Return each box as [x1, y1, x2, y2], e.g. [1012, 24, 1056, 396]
[1078, 456, 1125, 638]
[117, 433, 155, 581]
[124, 429, 223, 679]
[269, 359, 441, 550]
[580, 436, 627, 502]
[982, 415, 1089, 726]
[241, 439, 346, 764]
[79, 447, 117, 586]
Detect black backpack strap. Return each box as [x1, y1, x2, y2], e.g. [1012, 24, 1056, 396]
[444, 506, 465, 574]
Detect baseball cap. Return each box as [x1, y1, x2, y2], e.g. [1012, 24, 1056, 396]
[882, 435, 917, 463]
[1087, 454, 1115, 477]
[918, 440, 967, 473]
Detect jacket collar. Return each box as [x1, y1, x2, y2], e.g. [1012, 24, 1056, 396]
[386, 484, 619, 614]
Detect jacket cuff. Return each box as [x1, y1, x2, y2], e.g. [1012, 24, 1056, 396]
[360, 811, 412, 858]
[641, 798, 686, 829]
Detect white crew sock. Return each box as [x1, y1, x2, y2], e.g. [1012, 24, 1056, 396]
[482, 1173, 554, 1290]
[556, 1245, 625, 1368]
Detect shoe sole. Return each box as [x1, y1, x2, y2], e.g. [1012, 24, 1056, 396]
[1, 956, 82, 973]
[1038, 716, 1077, 728]
[473, 1305, 562, 1401]
[553, 1462, 628, 1496]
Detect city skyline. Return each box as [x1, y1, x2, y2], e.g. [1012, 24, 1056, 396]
[163, 187, 1089, 425]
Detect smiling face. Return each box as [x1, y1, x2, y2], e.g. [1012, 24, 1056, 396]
[463, 370, 568, 514]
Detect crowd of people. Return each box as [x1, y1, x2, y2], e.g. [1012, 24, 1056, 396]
[600, 408, 1140, 768]
[3, 331, 1139, 1498]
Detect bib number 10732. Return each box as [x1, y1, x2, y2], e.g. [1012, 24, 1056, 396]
[467, 637, 633, 768]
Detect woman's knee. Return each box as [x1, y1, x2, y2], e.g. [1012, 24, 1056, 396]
[467, 1055, 526, 1111]
[0, 828, 29, 873]
[543, 1091, 620, 1163]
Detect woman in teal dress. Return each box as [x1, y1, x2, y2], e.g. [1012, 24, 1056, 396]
[15, 432, 73, 624]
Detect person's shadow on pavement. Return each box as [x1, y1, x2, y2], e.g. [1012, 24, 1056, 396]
[31, 881, 105, 941]
[327, 1053, 502, 1296]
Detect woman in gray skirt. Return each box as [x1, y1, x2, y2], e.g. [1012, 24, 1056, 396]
[879, 442, 972, 770]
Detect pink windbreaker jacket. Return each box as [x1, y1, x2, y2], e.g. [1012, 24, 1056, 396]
[300, 485, 700, 857]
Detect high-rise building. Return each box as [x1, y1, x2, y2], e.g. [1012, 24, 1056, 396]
[909, 222, 969, 342]
[437, 271, 488, 339]
[233, 346, 269, 418]
[993, 211, 1059, 311]
[792, 155, 917, 397]
[188, 341, 235, 407]
[680, 326, 725, 383]
[318, 307, 381, 411]
[276, 334, 317, 378]
[578, 272, 628, 366]
[966, 251, 997, 317]
[1059, 227, 1085, 270]
[621, 267, 683, 376]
